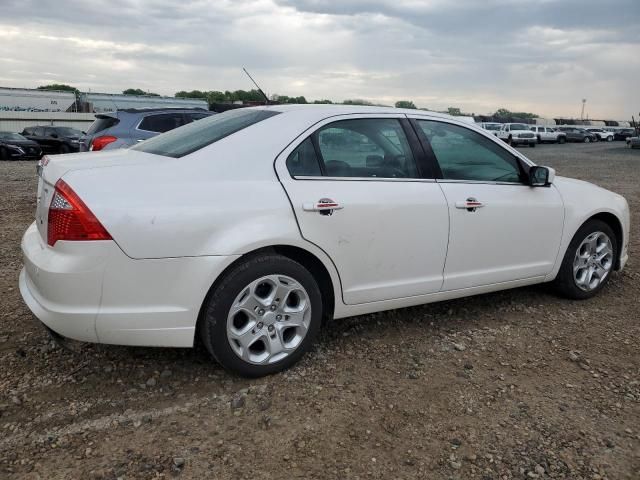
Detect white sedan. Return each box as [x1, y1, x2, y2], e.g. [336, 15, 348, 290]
[20, 105, 630, 377]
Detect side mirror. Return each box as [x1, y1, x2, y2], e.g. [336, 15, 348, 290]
[529, 166, 555, 187]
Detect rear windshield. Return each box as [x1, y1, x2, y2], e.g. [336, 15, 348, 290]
[87, 116, 120, 135]
[131, 108, 280, 158]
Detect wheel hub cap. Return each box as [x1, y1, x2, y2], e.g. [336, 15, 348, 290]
[573, 231, 613, 291]
[226, 275, 311, 365]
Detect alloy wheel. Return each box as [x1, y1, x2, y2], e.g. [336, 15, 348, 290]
[226, 275, 311, 365]
[573, 231, 614, 291]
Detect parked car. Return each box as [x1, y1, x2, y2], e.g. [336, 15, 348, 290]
[530, 126, 566, 144]
[557, 127, 597, 143]
[585, 128, 614, 142]
[80, 108, 214, 152]
[497, 123, 536, 147]
[614, 128, 636, 141]
[628, 136, 640, 149]
[21, 105, 630, 377]
[479, 122, 502, 135]
[21, 126, 83, 154]
[0, 131, 42, 160]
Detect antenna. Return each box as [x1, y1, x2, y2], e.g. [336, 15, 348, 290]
[243, 68, 269, 104]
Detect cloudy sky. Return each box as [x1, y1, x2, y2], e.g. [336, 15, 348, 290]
[1, 0, 638, 119]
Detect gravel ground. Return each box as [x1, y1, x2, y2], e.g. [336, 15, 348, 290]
[1, 142, 639, 479]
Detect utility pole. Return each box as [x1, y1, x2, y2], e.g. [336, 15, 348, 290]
[580, 99, 586, 121]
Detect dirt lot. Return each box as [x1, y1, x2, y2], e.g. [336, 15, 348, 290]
[1, 142, 639, 479]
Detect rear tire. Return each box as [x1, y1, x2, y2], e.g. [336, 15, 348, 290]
[552, 219, 617, 300]
[199, 254, 323, 377]
[0, 147, 8, 161]
[607, 136, 613, 142]
[583, 137, 591, 143]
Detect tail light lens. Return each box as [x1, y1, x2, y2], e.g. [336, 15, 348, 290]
[90, 135, 117, 151]
[47, 179, 112, 246]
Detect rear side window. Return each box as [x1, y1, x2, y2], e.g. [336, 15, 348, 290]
[286, 138, 322, 176]
[131, 108, 280, 158]
[87, 116, 120, 135]
[138, 113, 186, 133]
[185, 112, 211, 122]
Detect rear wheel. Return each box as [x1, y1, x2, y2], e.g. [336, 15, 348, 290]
[199, 254, 323, 377]
[0, 147, 8, 161]
[583, 137, 591, 143]
[558, 136, 566, 144]
[553, 220, 617, 300]
[606, 135, 613, 142]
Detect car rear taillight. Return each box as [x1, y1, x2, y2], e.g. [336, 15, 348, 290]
[90, 135, 117, 151]
[47, 179, 112, 246]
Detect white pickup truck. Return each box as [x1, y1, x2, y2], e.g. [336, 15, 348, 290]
[497, 123, 537, 147]
[530, 126, 567, 144]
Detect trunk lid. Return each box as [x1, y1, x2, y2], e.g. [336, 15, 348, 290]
[36, 149, 169, 243]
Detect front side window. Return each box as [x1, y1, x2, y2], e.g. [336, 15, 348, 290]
[313, 118, 418, 178]
[418, 120, 523, 183]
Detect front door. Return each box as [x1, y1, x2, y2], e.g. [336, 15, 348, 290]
[276, 115, 449, 305]
[412, 117, 564, 291]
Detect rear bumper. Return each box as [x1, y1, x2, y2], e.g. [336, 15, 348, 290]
[20, 222, 239, 347]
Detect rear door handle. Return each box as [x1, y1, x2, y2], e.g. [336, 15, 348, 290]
[455, 197, 485, 212]
[303, 198, 343, 215]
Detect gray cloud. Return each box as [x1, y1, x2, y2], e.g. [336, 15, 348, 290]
[0, 0, 638, 119]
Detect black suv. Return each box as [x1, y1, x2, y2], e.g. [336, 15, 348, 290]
[0, 132, 42, 160]
[21, 126, 84, 155]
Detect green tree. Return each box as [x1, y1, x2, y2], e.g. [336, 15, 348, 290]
[395, 100, 416, 109]
[343, 99, 373, 106]
[175, 90, 208, 99]
[493, 108, 538, 119]
[123, 88, 159, 96]
[447, 107, 462, 116]
[37, 84, 79, 94]
[313, 99, 333, 104]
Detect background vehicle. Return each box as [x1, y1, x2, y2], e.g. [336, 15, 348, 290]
[614, 128, 636, 141]
[20, 106, 629, 377]
[530, 126, 566, 144]
[480, 122, 502, 135]
[0, 131, 42, 160]
[79, 108, 214, 151]
[557, 127, 597, 143]
[21, 126, 83, 154]
[585, 128, 614, 142]
[497, 123, 536, 147]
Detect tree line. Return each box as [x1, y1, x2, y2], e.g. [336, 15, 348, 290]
[34, 84, 538, 118]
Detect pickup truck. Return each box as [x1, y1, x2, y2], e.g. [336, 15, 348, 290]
[497, 123, 536, 147]
[530, 126, 567, 144]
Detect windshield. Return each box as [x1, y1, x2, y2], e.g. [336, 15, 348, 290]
[509, 124, 530, 130]
[131, 108, 280, 158]
[0, 132, 27, 141]
[55, 127, 83, 136]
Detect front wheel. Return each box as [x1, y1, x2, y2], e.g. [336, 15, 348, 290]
[558, 136, 566, 144]
[583, 137, 591, 143]
[199, 254, 323, 377]
[0, 147, 8, 161]
[606, 136, 613, 142]
[552, 220, 617, 300]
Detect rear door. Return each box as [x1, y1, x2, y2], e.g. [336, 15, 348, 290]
[410, 116, 564, 291]
[276, 114, 450, 305]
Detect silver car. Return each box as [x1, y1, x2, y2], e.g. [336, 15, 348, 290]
[80, 108, 214, 151]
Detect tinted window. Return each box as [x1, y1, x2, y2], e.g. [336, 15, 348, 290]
[418, 120, 523, 183]
[132, 108, 280, 158]
[138, 113, 186, 133]
[314, 119, 419, 178]
[87, 116, 120, 135]
[185, 112, 211, 122]
[286, 138, 322, 176]
[35, 127, 45, 136]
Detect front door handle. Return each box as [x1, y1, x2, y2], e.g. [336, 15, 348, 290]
[455, 197, 485, 212]
[303, 198, 343, 216]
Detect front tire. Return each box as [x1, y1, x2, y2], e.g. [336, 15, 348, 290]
[199, 254, 323, 377]
[552, 219, 617, 300]
[606, 136, 613, 142]
[583, 137, 591, 143]
[558, 136, 566, 144]
[0, 147, 8, 161]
